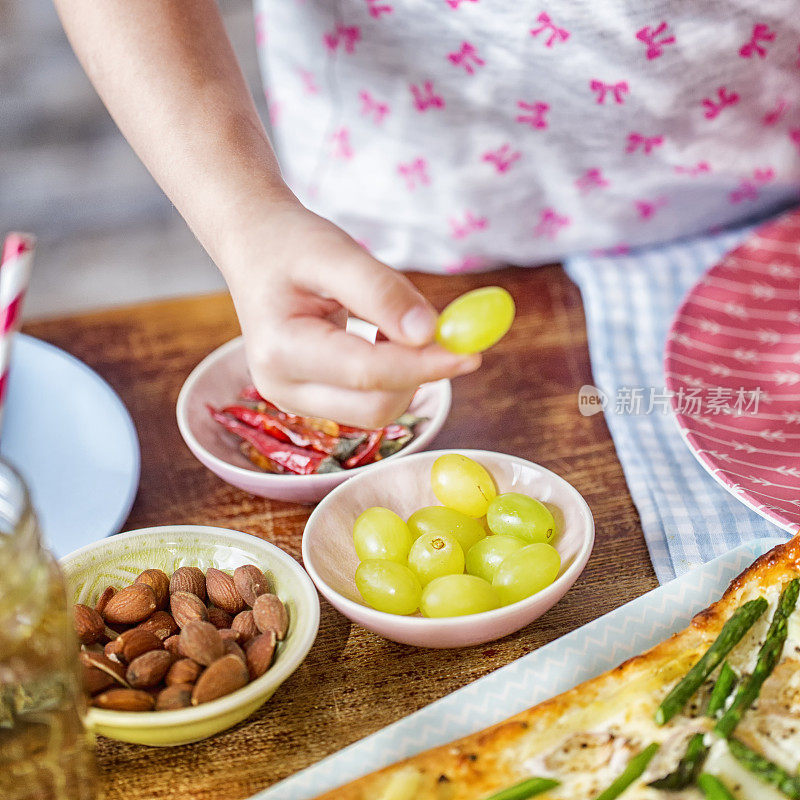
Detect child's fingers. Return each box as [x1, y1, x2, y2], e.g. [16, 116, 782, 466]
[277, 317, 480, 391]
[262, 380, 419, 430]
[303, 246, 439, 347]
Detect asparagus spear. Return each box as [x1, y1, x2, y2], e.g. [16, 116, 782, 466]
[593, 743, 659, 800]
[706, 662, 737, 718]
[655, 597, 768, 725]
[697, 773, 737, 800]
[715, 579, 799, 739]
[650, 655, 740, 789]
[483, 777, 560, 800]
[727, 738, 800, 799]
[647, 733, 707, 790]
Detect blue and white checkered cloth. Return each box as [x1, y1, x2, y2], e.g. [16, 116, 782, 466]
[564, 228, 788, 583]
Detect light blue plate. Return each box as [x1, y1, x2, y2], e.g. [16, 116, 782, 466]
[1, 334, 140, 557]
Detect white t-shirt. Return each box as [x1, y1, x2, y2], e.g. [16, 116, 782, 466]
[253, 0, 800, 272]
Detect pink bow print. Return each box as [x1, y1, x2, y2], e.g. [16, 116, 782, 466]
[264, 90, 282, 126]
[444, 255, 487, 274]
[739, 23, 775, 59]
[534, 208, 570, 239]
[359, 91, 390, 124]
[626, 132, 664, 154]
[530, 12, 570, 48]
[791, 129, 800, 150]
[482, 144, 521, 173]
[763, 99, 787, 126]
[411, 81, 445, 111]
[297, 68, 318, 95]
[701, 87, 739, 119]
[674, 162, 711, 177]
[447, 41, 485, 74]
[365, 0, 393, 18]
[591, 244, 631, 257]
[729, 167, 774, 203]
[449, 211, 488, 239]
[255, 13, 267, 47]
[397, 158, 430, 190]
[575, 168, 609, 194]
[516, 101, 549, 129]
[446, 0, 479, 8]
[330, 128, 353, 159]
[323, 25, 361, 53]
[635, 197, 667, 219]
[635, 22, 675, 60]
[590, 79, 629, 105]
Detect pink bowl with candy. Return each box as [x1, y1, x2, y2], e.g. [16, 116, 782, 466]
[176, 337, 452, 504]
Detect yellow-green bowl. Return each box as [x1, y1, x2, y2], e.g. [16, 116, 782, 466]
[60, 525, 320, 746]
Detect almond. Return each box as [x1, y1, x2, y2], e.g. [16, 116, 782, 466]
[252, 593, 289, 640]
[137, 610, 179, 641]
[82, 664, 116, 695]
[223, 639, 246, 664]
[231, 610, 259, 644]
[79, 651, 129, 688]
[73, 604, 105, 645]
[156, 684, 193, 711]
[233, 564, 269, 607]
[165, 658, 203, 686]
[178, 620, 224, 666]
[93, 688, 155, 712]
[119, 629, 162, 663]
[245, 631, 276, 680]
[135, 569, 170, 609]
[126, 650, 174, 689]
[191, 654, 249, 706]
[94, 586, 116, 616]
[163, 634, 181, 655]
[103, 583, 158, 625]
[205, 568, 245, 615]
[104, 637, 124, 661]
[218, 628, 242, 643]
[170, 592, 208, 628]
[207, 606, 233, 630]
[99, 625, 118, 645]
[169, 566, 206, 601]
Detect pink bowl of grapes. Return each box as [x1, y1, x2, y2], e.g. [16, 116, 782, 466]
[302, 449, 594, 648]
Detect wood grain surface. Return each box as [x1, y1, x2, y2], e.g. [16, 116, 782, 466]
[23, 265, 657, 800]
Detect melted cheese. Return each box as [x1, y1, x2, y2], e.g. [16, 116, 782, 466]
[704, 739, 786, 800]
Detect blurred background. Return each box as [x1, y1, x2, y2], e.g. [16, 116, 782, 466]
[1, 0, 268, 317]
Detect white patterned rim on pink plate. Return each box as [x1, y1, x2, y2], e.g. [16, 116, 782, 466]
[664, 208, 800, 535]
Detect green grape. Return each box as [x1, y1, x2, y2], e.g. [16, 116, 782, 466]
[431, 454, 497, 518]
[420, 574, 501, 618]
[465, 534, 526, 583]
[353, 506, 413, 563]
[492, 544, 561, 606]
[486, 493, 556, 544]
[407, 531, 465, 586]
[407, 506, 486, 553]
[355, 560, 422, 615]
[435, 286, 516, 355]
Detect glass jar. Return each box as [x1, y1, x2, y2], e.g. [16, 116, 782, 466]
[0, 459, 97, 800]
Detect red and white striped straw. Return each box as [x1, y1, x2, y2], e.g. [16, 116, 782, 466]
[0, 233, 36, 430]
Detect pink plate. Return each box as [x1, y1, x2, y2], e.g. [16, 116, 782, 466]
[665, 209, 800, 535]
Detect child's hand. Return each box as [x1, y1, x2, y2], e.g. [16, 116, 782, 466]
[223, 204, 480, 428]
[53, 0, 478, 427]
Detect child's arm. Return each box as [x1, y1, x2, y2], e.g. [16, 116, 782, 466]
[54, 0, 479, 427]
